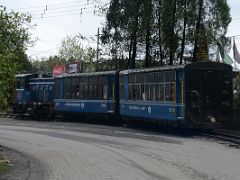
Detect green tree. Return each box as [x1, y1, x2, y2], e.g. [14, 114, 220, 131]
[0, 6, 32, 109]
[59, 34, 85, 62]
[102, 0, 231, 68]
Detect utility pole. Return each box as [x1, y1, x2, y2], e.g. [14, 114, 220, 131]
[96, 28, 100, 71]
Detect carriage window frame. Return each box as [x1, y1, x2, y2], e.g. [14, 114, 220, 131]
[63, 77, 72, 99]
[71, 77, 80, 99]
[164, 71, 176, 102]
[79, 77, 88, 99]
[120, 75, 125, 100]
[127, 70, 176, 102]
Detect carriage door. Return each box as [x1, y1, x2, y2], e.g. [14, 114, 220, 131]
[107, 76, 115, 113]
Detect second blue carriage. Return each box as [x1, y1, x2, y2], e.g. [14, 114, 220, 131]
[54, 71, 119, 115]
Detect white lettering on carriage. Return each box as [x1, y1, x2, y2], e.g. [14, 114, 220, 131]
[81, 103, 84, 109]
[129, 106, 146, 111]
[65, 103, 81, 107]
[148, 106, 152, 114]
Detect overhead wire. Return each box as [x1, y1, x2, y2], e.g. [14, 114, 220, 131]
[13, 0, 93, 11]
[32, 10, 99, 20]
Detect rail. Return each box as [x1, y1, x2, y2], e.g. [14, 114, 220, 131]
[200, 131, 240, 149]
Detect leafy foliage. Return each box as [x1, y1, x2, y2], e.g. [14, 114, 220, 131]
[101, 0, 231, 68]
[0, 6, 32, 109]
[32, 34, 96, 73]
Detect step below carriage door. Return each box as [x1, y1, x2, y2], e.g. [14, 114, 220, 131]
[107, 75, 115, 113]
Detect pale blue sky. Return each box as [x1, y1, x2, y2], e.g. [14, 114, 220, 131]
[1, 0, 240, 61]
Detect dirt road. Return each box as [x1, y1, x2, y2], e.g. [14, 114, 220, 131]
[0, 118, 239, 180]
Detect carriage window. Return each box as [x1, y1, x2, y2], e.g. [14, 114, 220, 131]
[165, 71, 175, 82]
[109, 83, 115, 100]
[89, 76, 97, 99]
[129, 74, 135, 83]
[155, 85, 160, 101]
[98, 76, 108, 100]
[136, 74, 144, 83]
[141, 84, 145, 100]
[155, 84, 164, 101]
[145, 84, 150, 101]
[97, 85, 103, 99]
[16, 77, 25, 89]
[154, 72, 164, 82]
[54, 79, 62, 99]
[72, 77, 79, 99]
[131, 84, 135, 100]
[79, 77, 88, 99]
[79, 85, 84, 99]
[89, 84, 97, 99]
[103, 85, 108, 100]
[120, 84, 124, 100]
[128, 84, 133, 100]
[165, 83, 175, 102]
[135, 84, 141, 100]
[160, 84, 165, 101]
[145, 73, 154, 83]
[150, 84, 155, 101]
[93, 85, 97, 99]
[64, 77, 72, 99]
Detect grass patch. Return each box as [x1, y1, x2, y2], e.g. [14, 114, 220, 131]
[0, 160, 8, 174]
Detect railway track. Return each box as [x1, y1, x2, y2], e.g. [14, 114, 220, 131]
[200, 131, 240, 149]
[0, 113, 28, 119]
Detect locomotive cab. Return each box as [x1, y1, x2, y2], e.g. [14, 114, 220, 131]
[13, 74, 38, 113]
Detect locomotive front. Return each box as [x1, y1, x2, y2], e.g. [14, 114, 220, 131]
[184, 62, 233, 128]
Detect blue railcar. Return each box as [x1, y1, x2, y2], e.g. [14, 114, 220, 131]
[13, 74, 54, 116]
[54, 71, 119, 116]
[119, 62, 233, 128]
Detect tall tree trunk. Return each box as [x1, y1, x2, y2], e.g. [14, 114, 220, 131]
[180, 0, 187, 64]
[193, 0, 204, 62]
[130, 15, 139, 69]
[128, 36, 133, 68]
[144, 0, 152, 67]
[145, 26, 151, 67]
[169, 0, 177, 65]
[158, 0, 163, 66]
[131, 30, 137, 69]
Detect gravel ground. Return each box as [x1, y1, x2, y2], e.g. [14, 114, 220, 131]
[0, 118, 239, 180]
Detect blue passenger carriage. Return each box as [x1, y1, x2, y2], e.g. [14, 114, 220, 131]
[119, 65, 184, 123]
[54, 71, 119, 116]
[119, 62, 233, 128]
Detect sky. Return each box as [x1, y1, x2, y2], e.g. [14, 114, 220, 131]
[1, 0, 240, 66]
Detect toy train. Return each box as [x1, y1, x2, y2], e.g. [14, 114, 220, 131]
[13, 62, 233, 128]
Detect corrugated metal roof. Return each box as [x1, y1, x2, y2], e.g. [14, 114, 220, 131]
[54, 71, 117, 79]
[119, 64, 186, 75]
[15, 74, 32, 77]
